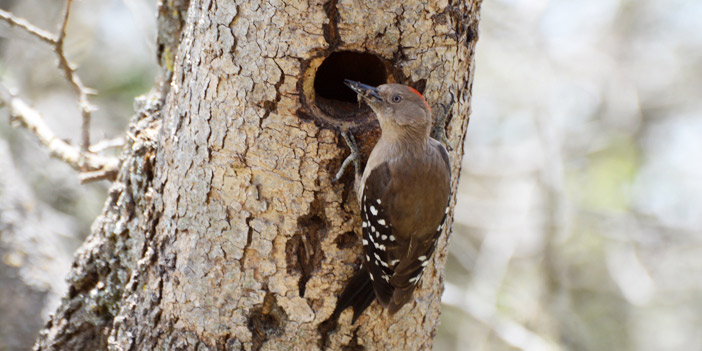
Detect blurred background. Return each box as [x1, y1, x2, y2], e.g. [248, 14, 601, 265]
[0, 0, 700, 350]
[0, 0, 156, 349]
[439, 0, 702, 350]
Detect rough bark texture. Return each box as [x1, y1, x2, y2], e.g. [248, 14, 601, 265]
[33, 0, 481, 350]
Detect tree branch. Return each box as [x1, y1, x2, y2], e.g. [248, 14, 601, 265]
[0, 9, 57, 44]
[53, 0, 95, 152]
[0, 84, 119, 182]
[1, 1, 108, 179]
[1, 1, 96, 153]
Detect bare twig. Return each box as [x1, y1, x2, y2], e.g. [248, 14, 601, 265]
[89, 136, 125, 153]
[0, 84, 119, 182]
[53, 0, 95, 152]
[1, 1, 96, 153]
[78, 168, 120, 184]
[56, 0, 72, 44]
[0, 1, 105, 177]
[0, 9, 57, 44]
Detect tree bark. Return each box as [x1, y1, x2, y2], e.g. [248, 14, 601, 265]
[33, 0, 481, 350]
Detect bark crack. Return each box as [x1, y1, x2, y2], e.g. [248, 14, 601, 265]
[393, 5, 407, 62]
[285, 195, 328, 297]
[260, 58, 285, 120]
[322, 0, 341, 49]
[247, 293, 287, 351]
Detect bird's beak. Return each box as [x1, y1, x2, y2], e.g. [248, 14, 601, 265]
[344, 79, 382, 101]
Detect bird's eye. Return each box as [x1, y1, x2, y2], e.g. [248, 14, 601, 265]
[391, 95, 402, 103]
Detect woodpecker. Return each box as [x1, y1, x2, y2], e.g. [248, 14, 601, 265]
[333, 80, 451, 323]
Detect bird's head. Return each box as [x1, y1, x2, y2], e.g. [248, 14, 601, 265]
[344, 80, 432, 139]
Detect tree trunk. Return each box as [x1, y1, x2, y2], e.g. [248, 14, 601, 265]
[33, 0, 481, 350]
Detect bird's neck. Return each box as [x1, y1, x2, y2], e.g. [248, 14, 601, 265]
[379, 126, 430, 158]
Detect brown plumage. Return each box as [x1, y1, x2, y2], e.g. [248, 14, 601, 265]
[333, 81, 451, 321]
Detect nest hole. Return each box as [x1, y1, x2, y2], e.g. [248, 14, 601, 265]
[313, 51, 387, 121]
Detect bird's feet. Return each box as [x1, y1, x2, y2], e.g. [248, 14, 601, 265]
[431, 93, 455, 151]
[334, 127, 362, 182]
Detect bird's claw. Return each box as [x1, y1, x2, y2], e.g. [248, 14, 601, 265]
[334, 128, 361, 182]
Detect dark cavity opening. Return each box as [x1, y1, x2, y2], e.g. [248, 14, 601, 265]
[314, 51, 387, 120]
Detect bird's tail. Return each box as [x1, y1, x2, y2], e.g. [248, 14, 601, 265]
[332, 269, 376, 323]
